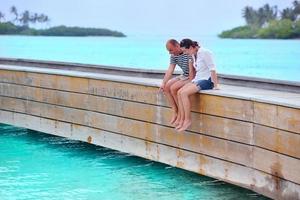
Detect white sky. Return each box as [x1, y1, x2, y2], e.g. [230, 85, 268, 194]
[1, 0, 296, 36]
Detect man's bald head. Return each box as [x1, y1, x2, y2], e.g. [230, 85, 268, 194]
[166, 39, 179, 46]
[166, 39, 182, 55]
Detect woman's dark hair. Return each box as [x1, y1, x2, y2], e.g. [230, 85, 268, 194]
[180, 38, 194, 49]
[192, 41, 199, 47]
[180, 38, 199, 49]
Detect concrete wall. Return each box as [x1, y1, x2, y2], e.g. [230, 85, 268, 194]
[1, 58, 300, 93]
[0, 68, 299, 199]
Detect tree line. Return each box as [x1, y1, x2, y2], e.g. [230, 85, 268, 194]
[242, 1, 300, 28]
[0, 6, 50, 26]
[0, 6, 125, 37]
[219, 1, 300, 39]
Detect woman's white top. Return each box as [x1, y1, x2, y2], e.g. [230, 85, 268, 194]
[192, 48, 216, 82]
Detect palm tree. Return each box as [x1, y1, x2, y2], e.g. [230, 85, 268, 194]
[19, 10, 30, 26]
[242, 6, 258, 26]
[263, 4, 278, 22]
[0, 12, 5, 23]
[30, 13, 39, 24]
[281, 8, 297, 21]
[41, 15, 50, 28]
[43, 16, 50, 24]
[10, 6, 18, 22]
[257, 7, 266, 27]
[37, 14, 50, 23]
[256, 4, 278, 27]
[36, 14, 43, 23]
[293, 0, 300, 16]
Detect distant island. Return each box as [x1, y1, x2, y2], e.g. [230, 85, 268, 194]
[0, 6, 126, 37]
[219, 1, 300, 39]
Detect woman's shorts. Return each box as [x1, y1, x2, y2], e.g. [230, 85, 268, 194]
[192, 77, 214, 91]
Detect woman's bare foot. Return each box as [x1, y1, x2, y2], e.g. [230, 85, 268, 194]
[178, 120, 191, 132]
[170, 113, 178, 125]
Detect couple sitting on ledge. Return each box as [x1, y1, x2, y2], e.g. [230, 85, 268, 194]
[159, 38, 220, 132]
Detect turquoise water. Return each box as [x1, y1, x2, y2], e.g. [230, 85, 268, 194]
[0, 123, 269, 200]
[0, 35, 299, 82]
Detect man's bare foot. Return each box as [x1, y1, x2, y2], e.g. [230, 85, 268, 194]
[174, 116, 181, 126]
[170, 113, 178, 125]
[177, 120, 191, 132]
[175, 120, 184, 130]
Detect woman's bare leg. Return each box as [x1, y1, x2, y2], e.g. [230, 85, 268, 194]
[177, 83, 199, 132]
[176, 84, 191, 130]
[170, 80, 189, 125]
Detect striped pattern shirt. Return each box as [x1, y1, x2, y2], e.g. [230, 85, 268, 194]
[170, 53, 192, 77]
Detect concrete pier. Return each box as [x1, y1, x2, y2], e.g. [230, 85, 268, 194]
[0, 59, 299, 199]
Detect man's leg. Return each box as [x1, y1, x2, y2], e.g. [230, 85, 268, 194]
[177, 83, 199, 132]
[164, 77, 180, 124]
[176, 87, 185, 130]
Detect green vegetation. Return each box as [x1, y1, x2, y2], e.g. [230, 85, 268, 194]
[0, 6, 126, 37]
[0, 22, 126, 37]
[219, 1, 300, 39]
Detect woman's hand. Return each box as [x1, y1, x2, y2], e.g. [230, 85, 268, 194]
[213, 84, 220, 90]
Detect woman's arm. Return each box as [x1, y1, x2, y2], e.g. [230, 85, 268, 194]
[210, 70, 220, 89]
[203, 50, 220, 89]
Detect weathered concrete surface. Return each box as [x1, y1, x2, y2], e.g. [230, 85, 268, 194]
[1, 58, 300, 93]
[0, 65, 299, 200]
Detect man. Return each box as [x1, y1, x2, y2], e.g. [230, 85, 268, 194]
[158, 39, 194, 125]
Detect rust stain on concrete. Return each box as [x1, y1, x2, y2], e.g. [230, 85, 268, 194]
[271, 161, 283, 191]
[288, 118, 300, 132]
[274, 130, 283, 153]
[145, 141, 150, 151]
[199, 135, 212, 149]
[176, 149, 185, 168]
[224, 168, 229, 179]
[87, 136, 92, 143]
[156, 145, 160, 161]
[198, 155, 208, 175]
[176, 149, 185, 169]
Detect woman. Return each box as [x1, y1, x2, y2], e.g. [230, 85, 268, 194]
[176, 39, 220, 132]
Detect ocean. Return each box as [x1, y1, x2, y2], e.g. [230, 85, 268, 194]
[0, 35, 299, 82]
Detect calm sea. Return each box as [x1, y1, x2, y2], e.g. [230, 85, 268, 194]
[0, 35, 299, 82]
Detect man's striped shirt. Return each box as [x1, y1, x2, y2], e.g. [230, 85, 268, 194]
[170, 53, 193, 77]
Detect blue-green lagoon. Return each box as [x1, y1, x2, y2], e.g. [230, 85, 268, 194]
[0, 123, 269, 200]
[0, 35, 299, 82]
